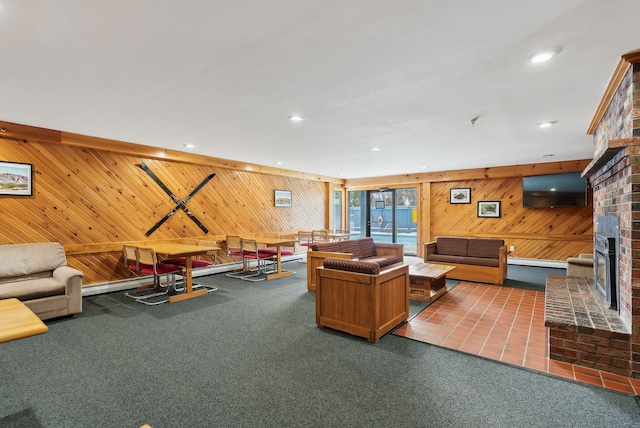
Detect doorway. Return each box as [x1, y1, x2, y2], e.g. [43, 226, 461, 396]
[348, 188, 417, 255]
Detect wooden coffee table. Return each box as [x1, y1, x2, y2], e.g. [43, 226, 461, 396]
[0, 298, 48, 344]
[408, 263, 456, 302]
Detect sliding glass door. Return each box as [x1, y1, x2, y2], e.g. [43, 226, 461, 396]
[348, 187, 417, 255]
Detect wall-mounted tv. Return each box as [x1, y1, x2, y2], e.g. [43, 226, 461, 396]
[522, 172, 588, 208]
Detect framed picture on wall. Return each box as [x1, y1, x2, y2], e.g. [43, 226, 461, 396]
[478, 201, 501, 218]
[450, 188, 471, 204]
[0, 161, 33, 196]
[274, 189, 292, 207]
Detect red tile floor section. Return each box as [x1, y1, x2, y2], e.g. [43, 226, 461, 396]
[394, 281, 640, 396]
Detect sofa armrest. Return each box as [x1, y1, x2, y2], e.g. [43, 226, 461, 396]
[374, 242, 404, 257]
[306, 251, 352, 292]
[53, 266, 84, 314]
[424, 241, 437, 261]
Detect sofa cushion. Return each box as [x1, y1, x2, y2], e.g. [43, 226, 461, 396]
[323, 258, 380, 275]
[0, 242, 67, 278]
[467, 238, 504, 258]
[458, 256, 500, 267]
[338, 240, 363, 259]
[311, 242, 342, 252]
[428, 254, 468, 264]
[436, 237, 469, 257]
[365, 255, 404, 268]
[0, 278, 66, 301]
[357, 238, 377, 259]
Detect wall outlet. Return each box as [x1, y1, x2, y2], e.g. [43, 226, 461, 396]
[509, 245, 515, 252]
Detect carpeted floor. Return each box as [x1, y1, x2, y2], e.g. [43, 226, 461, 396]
[1, 261, 639, 427]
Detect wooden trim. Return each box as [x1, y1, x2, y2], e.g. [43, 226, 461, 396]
[430, 231, 592, 242]
[587, 49, 640, 135]
[64, 235, 227, 255]
[0, 121, 61, 143]
[344, 159, 591, 188]
[582, 138, 640, 178]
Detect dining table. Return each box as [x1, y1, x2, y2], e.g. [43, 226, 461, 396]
[0, 298, 49, 343]
[240, 235, 298, 280]
[135, 243, 213, 303]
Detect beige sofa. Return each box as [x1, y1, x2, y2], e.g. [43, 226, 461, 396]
[566, 253, 594, 277]
[306, 237, 404, 291]
[424, 236, 507, 285]
[0, 242, 84, 320]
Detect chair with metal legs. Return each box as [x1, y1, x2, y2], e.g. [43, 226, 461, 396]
[226, 235, 260, 279]
[134, 247, 185, 305]
[239, 239, 276, 282]
[123, 245, 170, 301]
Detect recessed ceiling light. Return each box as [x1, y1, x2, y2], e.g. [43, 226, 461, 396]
[275, 161, 282, 165]
[183, 143, 195, 149]
[538, 121, 556, 128]
[527, 48, 560, 64]
[370, 147, 381, 151]
[541, 154, 555, 158]
[288, 115, 304, 122]
[421, 166, 428, 169]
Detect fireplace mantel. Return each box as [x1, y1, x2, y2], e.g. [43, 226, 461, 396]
[582, 137, 640, 179]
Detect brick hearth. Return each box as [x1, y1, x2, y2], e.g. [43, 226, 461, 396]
[545, 274, 631, 376]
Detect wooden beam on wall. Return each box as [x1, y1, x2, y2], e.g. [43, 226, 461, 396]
[344, 159, 592, 189]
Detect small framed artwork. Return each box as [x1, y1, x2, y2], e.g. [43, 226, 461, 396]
[450, 188, 471, 204]
[274, 189, 292, 207]
[0, 161, 33, 196]
[478, 201, 501, 218]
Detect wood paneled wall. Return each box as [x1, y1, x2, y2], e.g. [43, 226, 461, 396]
[429, 177, 593, 260]
[346, 160, 594, 262]
[0, 126, 327, 285]
[1, 120, 593, 288]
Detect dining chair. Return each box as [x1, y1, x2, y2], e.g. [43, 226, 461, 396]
[238, 239, 275, 281]
[298, 231, 313, 250]
[135, 246, 184, 292]
[122, 245, 143, 273]
[258, 233, 295, 257]
[312, 229, 329, 243]
[226, 235, 243, 258]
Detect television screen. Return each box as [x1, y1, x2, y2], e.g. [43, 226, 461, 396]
[522, 172, 587, 208]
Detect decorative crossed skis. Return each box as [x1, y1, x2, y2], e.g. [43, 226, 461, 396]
[141, 161, 215, 236]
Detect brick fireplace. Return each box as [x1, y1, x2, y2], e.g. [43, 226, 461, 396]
[545, 49, 640, 378]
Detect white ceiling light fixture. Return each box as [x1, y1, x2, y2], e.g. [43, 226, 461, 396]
[538, 121, 556, 128]
[527, 48, 560, 64]
[183, 143, 195, 149]
[288, 115, 304, 122]
[370, 147, 381, 151]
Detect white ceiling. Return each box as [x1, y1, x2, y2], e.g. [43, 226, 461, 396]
[1, 1, 639, 179]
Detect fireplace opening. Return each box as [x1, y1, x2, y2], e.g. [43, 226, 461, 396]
[595, 216, 620, 311]
[595, 232, 617, 309]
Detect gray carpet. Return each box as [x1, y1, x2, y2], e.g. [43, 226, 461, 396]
[1, 261, 639, 427]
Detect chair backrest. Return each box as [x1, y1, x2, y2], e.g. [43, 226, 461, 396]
[241, 239, 259, 254]
[335, 229, 350, 234]
[312, 230, 328, 242]
[263, 232, 279, 238]
[122, 245, 139, 270]
[135, 247, 158, 268]
[226, 235, 242, 254]
[298, 231, 313, 243]
[197, 240, 219, 253]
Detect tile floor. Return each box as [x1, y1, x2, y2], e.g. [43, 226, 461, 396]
[393, 281, 640, 396]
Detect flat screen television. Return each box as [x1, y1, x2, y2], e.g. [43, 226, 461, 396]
[522, 172, 588, 208]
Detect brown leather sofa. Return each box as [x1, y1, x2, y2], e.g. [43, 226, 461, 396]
[424, 236, 507, 285]
[306, 237, 404, 291]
